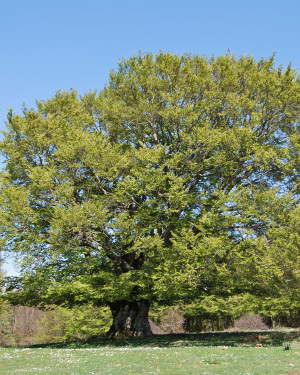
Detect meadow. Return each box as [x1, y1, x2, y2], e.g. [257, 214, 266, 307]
[0, 331, 299, 374]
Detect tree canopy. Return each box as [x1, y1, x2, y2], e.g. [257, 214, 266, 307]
[0, 52, 299, 336]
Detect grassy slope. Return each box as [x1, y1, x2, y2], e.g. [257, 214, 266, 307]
[0, 331, 299, 374]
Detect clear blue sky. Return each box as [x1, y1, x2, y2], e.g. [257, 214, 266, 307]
[1, 0, 300, 275]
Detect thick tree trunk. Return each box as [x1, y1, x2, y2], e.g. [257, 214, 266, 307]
[108, 299, 153, 338]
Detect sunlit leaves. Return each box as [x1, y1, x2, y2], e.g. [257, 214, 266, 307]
[0, 52, 299, 310]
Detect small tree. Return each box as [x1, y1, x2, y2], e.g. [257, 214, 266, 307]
[0, 52, 299, 337]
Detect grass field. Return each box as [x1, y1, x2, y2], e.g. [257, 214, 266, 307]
[0, 331, 299, 374]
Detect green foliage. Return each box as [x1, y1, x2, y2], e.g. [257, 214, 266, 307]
[0, 262, 6, 313]
[0, 52, 299, 321]
[34, 307, 66, 344]
[61, 304, 112, 340]
[0, 304, 15, 346]
[0, 262, 15, 346]
[0, 303, 112, 346]
[34, 304, 112, 344]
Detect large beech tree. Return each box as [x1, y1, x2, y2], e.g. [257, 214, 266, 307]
[0, 53, 299, 337]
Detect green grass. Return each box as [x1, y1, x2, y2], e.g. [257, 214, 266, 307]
[1, 331, 299, 374]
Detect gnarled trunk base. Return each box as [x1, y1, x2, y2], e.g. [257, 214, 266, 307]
[108, 299, 153, 338]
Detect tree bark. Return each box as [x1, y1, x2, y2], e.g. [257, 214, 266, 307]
[108, 299, 153, 338]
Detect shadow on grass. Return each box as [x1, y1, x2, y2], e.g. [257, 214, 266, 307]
[27, 330, 300, 350]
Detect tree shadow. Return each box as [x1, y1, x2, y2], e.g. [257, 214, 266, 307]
[27, 330, 300, 349]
